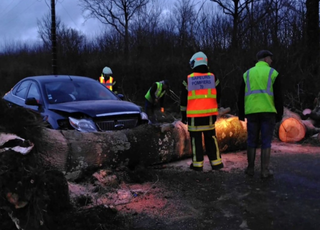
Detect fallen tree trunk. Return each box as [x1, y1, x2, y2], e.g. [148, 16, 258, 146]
[0, 101, 247, 180]
[0, 100, 250, 229]
[36, 116, 247, 180]
[37, 122, 192, 179]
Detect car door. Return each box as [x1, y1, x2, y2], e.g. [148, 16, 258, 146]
[14, 80, 30, 104]
[25, 82, 42, 110]
[13, 80, 43, 112]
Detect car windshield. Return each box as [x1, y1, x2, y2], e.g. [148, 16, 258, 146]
[44, 80, 118, 104]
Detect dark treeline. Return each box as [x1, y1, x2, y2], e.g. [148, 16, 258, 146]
[0, 0, 319, 115]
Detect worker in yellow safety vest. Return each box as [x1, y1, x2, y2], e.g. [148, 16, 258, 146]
[237, 50, 283, 179]
[145, 80, 170, 123]
[180, 51, 224, 171]
[99, 66, 118, 94]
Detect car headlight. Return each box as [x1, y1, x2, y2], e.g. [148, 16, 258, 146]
[140, 112, 148, 121]
[69, 117, 97, 132]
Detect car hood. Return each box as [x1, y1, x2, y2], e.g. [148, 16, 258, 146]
[48, 100, 142, 117]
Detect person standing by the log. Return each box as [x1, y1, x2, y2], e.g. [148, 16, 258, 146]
[237, 50, 283, 179]
[145, 80, 170, 123]
[180, 51, 224, 171]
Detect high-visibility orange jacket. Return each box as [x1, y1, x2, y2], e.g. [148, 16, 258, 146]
[105, 77, 114, 91]
[99, 75, 115, 91]
[186, 72, 218, 117]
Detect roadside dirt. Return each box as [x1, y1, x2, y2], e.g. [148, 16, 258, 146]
[2, 139, 320, 230]
[60, 139, 320, 229]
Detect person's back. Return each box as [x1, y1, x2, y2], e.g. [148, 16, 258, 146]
[180, 51, 223, 171]
[238, 50, 283, 180]
[244, 58, 278, 115]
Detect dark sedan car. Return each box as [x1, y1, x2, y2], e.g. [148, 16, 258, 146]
[3, 75, 148, 132]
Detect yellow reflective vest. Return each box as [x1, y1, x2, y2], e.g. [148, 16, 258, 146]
[244, 61, 278, 114]
[145, 82, 166, 103]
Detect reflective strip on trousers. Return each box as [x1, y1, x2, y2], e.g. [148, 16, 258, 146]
[188, 116, 215, 132]
[210, 136, 222, 166]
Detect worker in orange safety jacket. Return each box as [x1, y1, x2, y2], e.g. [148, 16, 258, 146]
[180, 51, 224, 171]
[99, 66, 118, 94]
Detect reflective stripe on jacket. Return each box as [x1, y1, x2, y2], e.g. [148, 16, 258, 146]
[105, 77, 114, 91]
[186, 72, 218, 117]
[145, 82, 165, 102]
[99, 75, 105, 84]
[244, 61, 278, 114]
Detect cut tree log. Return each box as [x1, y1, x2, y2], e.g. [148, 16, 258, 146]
[215, 115, 247, 152]
[278, 117, 306, 142]
[277, 107, 320, 142]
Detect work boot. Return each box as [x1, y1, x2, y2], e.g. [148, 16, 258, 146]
[245, 148, 256, 176]
[190, 163, 203, 171]
[211, 163, 224, 170]
[261, 148, 274, 179]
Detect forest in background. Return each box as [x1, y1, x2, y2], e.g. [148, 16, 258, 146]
[0, 0, 319, 115]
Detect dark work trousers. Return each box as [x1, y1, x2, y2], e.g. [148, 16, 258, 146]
[145, 100, 156, 123]
[189, 129, 221, 166]
[246, 113, 276, 149]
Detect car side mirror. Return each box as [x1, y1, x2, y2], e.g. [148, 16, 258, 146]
[117, 94, 124, 100]
[25, 97, 40, 106]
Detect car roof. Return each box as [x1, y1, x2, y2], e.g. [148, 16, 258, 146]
[23, 75, 95, 83]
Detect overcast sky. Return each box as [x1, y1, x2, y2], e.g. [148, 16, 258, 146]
[0, 0, 106, 48]
[0, 0, 180, 49]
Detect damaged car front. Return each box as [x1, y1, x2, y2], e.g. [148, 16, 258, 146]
[3, 75, 148, 132]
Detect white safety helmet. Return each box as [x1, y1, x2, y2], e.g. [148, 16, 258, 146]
[102, 66, 113, 75]
[189, 51, 208, 69]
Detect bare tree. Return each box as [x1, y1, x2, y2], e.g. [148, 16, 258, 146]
[210, 0, 254, 49]
[38, 14, 85, 54]
[306, 0, 319, 73]
[130, 1, 163, 53]
[38, 13, 62, 50]
[79, 0, 149, 56]
[38, 13, 86, 74]
[172, 0, 209, 51]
